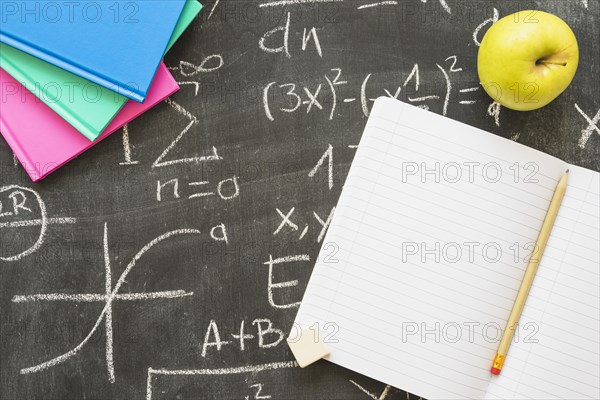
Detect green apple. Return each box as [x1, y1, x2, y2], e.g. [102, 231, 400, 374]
[478, 10, 579, 111]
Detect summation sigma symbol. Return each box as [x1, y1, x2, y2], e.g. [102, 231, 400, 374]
[12, 223, 201, 383]
[0, 185, 76, 261]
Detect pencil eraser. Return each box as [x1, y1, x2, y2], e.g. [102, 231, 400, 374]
[491, 367, 501, 375]
[287, 329, 330, 368]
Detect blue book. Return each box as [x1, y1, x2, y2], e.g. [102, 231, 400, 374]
[0, 0, 187, 102]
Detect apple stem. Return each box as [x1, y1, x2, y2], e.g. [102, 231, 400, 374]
[536, 60, 567, 67]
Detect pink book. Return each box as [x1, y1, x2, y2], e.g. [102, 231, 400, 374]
[0, 63, 179, 182]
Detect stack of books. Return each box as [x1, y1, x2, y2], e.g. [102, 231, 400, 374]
[0, 0, 203, 181]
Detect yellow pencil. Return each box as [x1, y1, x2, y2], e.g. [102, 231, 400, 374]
[491, 169, 569, 375]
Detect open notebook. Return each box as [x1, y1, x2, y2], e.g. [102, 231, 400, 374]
[293, 98, 599, 400]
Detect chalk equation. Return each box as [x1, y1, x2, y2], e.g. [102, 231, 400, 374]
[0, 185, 76, 261]
[263, 57, 481, 122]
[201, 318, 288, 357]
[157, 175, 240, 202]
[12, 222, 228, 382]
[119, 96, 222, 168]
[273, 206, 335, 242]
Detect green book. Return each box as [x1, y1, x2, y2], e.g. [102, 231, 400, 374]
[0, 0, 202, 141]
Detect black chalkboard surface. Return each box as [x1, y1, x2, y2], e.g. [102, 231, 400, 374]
[1, 1, 598, 399]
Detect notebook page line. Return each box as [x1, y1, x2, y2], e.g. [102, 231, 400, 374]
[363, 126, 560, 196]
[348, 160, 549, 228]
[356, 137, 596, 221]
[294, 99, 569, 399]
[329, 225, 597, 331]
[510, 168, 599, 399]
[319, 100, 401, 343]
[342, 177, 599, 270]
[343, 175, 550, 247]
[325, 225, 600, 316]
[369, 113, 565, 184]
[357, 135, 558, 208]
[485, 166, 600, 400]
[334, 201, 599, 290]
[328, 212, 536, 288]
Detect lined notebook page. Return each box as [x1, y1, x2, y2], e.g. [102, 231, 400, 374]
[293, 98, 568, 400]
[486, 165, 600, 400]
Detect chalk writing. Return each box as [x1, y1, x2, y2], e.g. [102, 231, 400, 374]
[11, 223, 218, 382]
[273, 207, 298, 235]
[314, 207, 335, 242]
[146, 361, 298, 400]
[308, 144, 333, 190]
[259, 12, 322, 59]
[119, 124, 139, 166]
[153, 99, 222, 168]
[574, 104, 600, 149]
[487, 101, 501, 127]
[356, 0, 451, 13]
[208, 0, 220, 19]
[349, 380, 394, 399]
[201, 318, 286, 358]
[169, 56, 225, 76]
[357, 2, 398, 10]
[259, 0, 343, 8]
[273, 206, 335, 242]
[156, 176, 240, 202]
[264, 57, 478, 121]
[263, 254, 310, 309]
[246, 383, 272, 400]
[0, 185, 76, 261]
[473, 8, 499, 46]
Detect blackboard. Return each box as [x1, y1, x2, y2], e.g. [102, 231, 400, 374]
[1, 1, 599, 399]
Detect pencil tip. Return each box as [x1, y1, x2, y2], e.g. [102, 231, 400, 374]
[566, 169, 570, 174]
